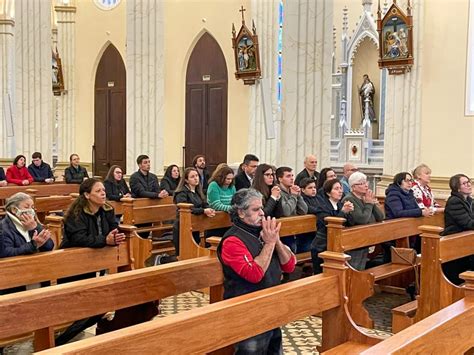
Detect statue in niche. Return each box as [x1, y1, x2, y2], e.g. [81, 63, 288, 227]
[359, 74, 376, 122]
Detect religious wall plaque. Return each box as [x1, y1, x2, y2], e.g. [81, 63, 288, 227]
[52, 48, 65, 96]
[232, 6, 261, 85]
[377, 0, 414, 75]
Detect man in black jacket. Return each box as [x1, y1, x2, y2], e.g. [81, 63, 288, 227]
[129, 155, 168, 199]
[295, 154, 319, 187]
[234, 154, 259, 191]
[0, 167, 6, 186]
[192, 154, 210, 194]
[28, 152, 55, 183]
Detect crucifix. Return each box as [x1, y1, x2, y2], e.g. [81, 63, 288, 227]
[239, 5, 246, 23]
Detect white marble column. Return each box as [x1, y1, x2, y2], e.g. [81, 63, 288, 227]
[248, 0, 279, 164]
[54, 2, 76, 162]
[0, 12, 15, 158]
[126, 0, 165, 174]
[14, 0, 52, 161]
[383, 0, 423, 175]
[280, 0, 333, 171]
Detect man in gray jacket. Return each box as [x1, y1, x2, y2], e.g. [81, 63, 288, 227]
[274, 167, 308, 254]
[342, 171, 384, 270]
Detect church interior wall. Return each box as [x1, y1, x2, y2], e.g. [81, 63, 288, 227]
[162, 0, 251, 168]
[74, 0, 126, 163]
[419, 0, 474, 177]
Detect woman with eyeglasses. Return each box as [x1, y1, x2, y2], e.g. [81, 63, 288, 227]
[104, 165, 131, 201]
[385, 172, 433, 220]
[442, 174, 474, 284]
[251, 164, 280, 217]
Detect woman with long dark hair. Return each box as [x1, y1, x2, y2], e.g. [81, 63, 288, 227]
[104, 165, 131, 201]
[252, 163, 280, 217]
[160, 164, 181, 195]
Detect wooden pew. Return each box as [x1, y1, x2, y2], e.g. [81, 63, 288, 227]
[108, 196, 173, 215]
[34, 195, 74, 224]
[177, 203, 317, 262]
[391, 226, 474, 333]
[325, 213, 445, 328]
[363, 272, 474, 354]
[0, 183, 79, 201]
[0, 235, 135, 350]
[35, 252, 384, 354]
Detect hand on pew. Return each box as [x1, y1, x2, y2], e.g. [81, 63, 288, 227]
[0, 180, 7, 187]
[158, 190, 169, 198]
[342, 201, 354, 213]
[421, 208, 434, 217]
[204, 208, 215, 217]
[106, 229, 126, 246]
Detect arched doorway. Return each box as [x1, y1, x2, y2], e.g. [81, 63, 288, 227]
[185, 32, 228, 171]
[94, 43, 126, 177]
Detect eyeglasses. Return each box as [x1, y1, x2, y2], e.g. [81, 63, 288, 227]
[461, 180, 472, 186]
[353, 181, 368, 186]
[404, 178, 413, 183]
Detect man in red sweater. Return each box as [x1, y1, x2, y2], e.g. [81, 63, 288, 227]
[217, 188, 296, 354]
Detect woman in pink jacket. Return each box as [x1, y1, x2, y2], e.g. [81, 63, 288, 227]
[6, 155, 34, 186]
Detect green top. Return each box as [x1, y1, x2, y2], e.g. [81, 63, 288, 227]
[207, 181, 236, 212]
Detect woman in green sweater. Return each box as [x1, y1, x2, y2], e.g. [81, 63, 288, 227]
[207, 164, 236, 212]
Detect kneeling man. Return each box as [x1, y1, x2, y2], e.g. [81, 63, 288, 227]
[217, 188, 296, 354]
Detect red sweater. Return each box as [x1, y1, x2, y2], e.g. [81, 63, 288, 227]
[6, 165, 33, 185]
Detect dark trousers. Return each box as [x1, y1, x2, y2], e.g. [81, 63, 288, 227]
[234, 328, 283, 355]
[442, 256, 472, 285]
[172, 221, 200, 257]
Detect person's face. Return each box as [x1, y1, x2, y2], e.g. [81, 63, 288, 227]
[352, 179, 369, 195]
[328, 182, 344, 201]
[240, 198, 265, 227]
[363, 75, 369, 83]
[32, 157, 42, 167]
[417, 168, 431, 186]
[85, 182, 106, 207]
[139, 158, 151, 172]
[244, 161, 259, 177]
[344, 165, 358, 178]
[459, 176, 473, 196]
[113, 168, 123, 182]
[400, 174, 413, 191]
[14, 198, 35, 217]
[224, 173, 234, 187]
[71, 155, 80, 166]
[326, 170, 337, 181]
[195, 157, 206, 169]
[304, 156, 318, 172]
[263, 169, 274, 186]
[302, 182, 317, 197]
[16, 157, 25, 168]
[186, 170, 200, 187]
[279, 171, 294, 188]
[171, 166, 180, 179]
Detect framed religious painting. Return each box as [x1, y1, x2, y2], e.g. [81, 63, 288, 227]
[232, 6, 261, 85]
[377, 0, 414, 74]
[52, 48, 65, 96]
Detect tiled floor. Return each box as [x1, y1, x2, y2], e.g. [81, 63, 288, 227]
[3, 283, 410, 354]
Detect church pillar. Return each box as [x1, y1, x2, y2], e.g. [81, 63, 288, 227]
[280, 0, 333, 171]
[0, 8, 15, 158]
[126, 0, 165, 174]
[248, 0, 279, 164]
[382, 0, 424, 176]
[14, 0, 52, 161]
[54, 2, 76, 163]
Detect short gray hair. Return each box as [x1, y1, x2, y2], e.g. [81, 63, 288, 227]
[348, 171, 367, 187]
[5, 192, 33, 212]
[230, 188, 263, 220]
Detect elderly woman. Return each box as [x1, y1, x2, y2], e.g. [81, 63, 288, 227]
[442, 174, 474, 285]
[0, 192, 53, 258]
[341, 171, 384, 270]
[411, 163, 444, 212]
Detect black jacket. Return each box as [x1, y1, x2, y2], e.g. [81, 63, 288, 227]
[65, 165, 89, 184]
[315, 194, 353, 237]
[0, 215, 54, 257]
[28, 162, 54, 182]
[160, 176, 179, 195]
[0, 167, 5, 181]
[129, 170, 161, 199]
[60, 204, 118, 248]
[302, 194, 320, 215]
[173, 186, 208, 215]
[197, 168, 210, 194]
[384, 184, 422, 219]
[295, 169, 319, 187]
[443, 192, 474, 235]
[104, 179, 131, 201]
[262, 196, 279, 217]
[234, 171, 251, 191]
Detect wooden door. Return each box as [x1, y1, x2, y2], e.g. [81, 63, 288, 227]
[185, 32, 228, 171]
[94, 44, 126, 178]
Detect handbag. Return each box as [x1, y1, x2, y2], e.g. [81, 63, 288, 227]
[390, 247, 420, 295]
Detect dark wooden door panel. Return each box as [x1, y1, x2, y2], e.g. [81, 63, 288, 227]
[185, 32, 228, 171]
[94, 44, 126, 178]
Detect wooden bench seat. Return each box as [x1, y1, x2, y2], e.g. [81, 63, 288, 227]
[322, 341, 372, 354]
[326, 213, 444, 328]
[391, 300, 417, 333]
